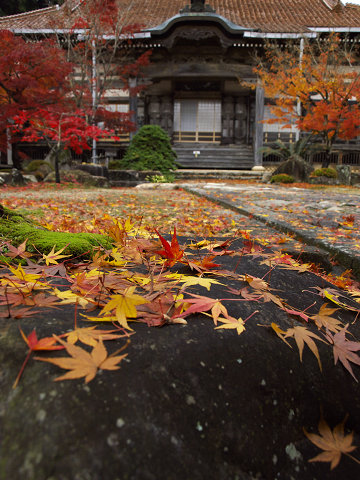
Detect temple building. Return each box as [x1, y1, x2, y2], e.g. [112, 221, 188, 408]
[1, 0, 360, 169]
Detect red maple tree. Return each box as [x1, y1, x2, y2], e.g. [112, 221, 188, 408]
[0, 29, 116, 179]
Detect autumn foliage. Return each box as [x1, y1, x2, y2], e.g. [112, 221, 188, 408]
[256, 34, 360, 166]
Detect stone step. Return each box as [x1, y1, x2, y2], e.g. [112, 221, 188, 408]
[175, 169, 262, 180]
[174, 143, 254, 169]
[177, 158, 254, 169]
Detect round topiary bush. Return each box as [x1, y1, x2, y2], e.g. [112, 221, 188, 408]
[312, 167, 338, 178]
[270, 173, 295, 184]
[120, 125, 178, 173]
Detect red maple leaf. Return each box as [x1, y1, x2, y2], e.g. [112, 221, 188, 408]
[13, 328, 65, 389]
[155, 227, 184, 267]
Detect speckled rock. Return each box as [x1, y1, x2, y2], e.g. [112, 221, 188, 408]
[1, 242, 360, 480]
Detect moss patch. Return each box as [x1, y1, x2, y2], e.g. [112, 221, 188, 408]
[0, 205, 112, 258]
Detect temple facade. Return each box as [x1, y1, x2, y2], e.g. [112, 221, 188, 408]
[1, 0, 360, 169]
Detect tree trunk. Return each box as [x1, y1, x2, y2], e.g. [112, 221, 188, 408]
[55, 147, 61, 184]
[321, 150, 332, 168]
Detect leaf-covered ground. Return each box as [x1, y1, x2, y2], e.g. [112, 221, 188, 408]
[1, 182, 360, 477]
[0, 183, 304, 248]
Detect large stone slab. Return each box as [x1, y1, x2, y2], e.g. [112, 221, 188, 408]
[1, 240, 359, 480]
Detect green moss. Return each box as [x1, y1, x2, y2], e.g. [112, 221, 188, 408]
[0, 206, 112, 258]
[270, 174, 295, 184]
[312, 167, 337, 178]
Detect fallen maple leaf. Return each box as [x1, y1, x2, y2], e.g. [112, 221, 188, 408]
[271, 322, 292, 348]
[285, 326, 324, 371]
[165, 273, 224, 291]
[325, 326, 360, 382]
[42, 245, 71, 266]
[179, 294, 229, 325]
[36, 336, 128, 383]
[215, 316, 246, 335]
[245, 275, 269, 291]
[4, 240, 32, 259]
[186, 255, 220, 273]
[99, 286, 148, 330]
[310, 303, 343, 333]
[304, 414, 358, 470]
[13, 328, 64, 389]
[65, 326, 126, 347]
[155, 227, 184, 267]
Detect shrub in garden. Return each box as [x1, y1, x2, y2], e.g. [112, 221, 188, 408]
[120, 125, 178, 173]
[312, 167, 338, 178]
[270, 173, 295, 184]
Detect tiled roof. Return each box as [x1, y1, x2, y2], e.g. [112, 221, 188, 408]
[1, 0, 360, 34]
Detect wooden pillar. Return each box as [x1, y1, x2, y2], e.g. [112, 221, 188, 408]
[221, 96, 235, 144]
[253, 84, 265, 170]
[160, 95, 173, 138]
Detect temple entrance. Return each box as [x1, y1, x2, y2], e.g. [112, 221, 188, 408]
[173, 99, 221, 142]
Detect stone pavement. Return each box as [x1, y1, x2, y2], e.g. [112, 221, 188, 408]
[181, 182, 360, 278]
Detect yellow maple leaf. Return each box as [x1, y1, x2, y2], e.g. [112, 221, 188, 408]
[215, 316, 246, 335]
[53, 288, 89, 308]
[100, 286, 149, 330]
[42, 245, 71, 265]
[8, 264, 42, 283]
[165, 273, 223, 291]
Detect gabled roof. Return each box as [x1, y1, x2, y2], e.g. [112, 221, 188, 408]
[1, 0, 360, 35]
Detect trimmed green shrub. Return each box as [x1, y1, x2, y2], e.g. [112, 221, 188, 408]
[109, 159, 124, 170]
[120, 125, 178, 173]
[312, 167, 337, 178]
[270, 174, 295, 184]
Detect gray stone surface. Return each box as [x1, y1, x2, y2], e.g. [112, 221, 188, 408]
[1, 241, 360, 480]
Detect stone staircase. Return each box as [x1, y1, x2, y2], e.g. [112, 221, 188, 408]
[174, 169, 262, 181]
[174, 143, 254, 170]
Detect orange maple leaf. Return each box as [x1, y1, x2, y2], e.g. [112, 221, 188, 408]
[304, 414, 358, 470]
[285, 325, 324, 371]
[36, 336, 128, 383]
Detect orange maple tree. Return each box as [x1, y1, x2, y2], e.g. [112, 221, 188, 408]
[255, 34, 360, 166]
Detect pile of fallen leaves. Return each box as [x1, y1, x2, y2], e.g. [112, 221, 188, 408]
[1, 186, 360, 470]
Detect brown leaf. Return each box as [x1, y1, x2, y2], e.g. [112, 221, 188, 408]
[304, 414, 357, 470]
[325, 326, 360, 382]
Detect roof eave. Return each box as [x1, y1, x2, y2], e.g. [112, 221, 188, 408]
[146, 12, 256, 36]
